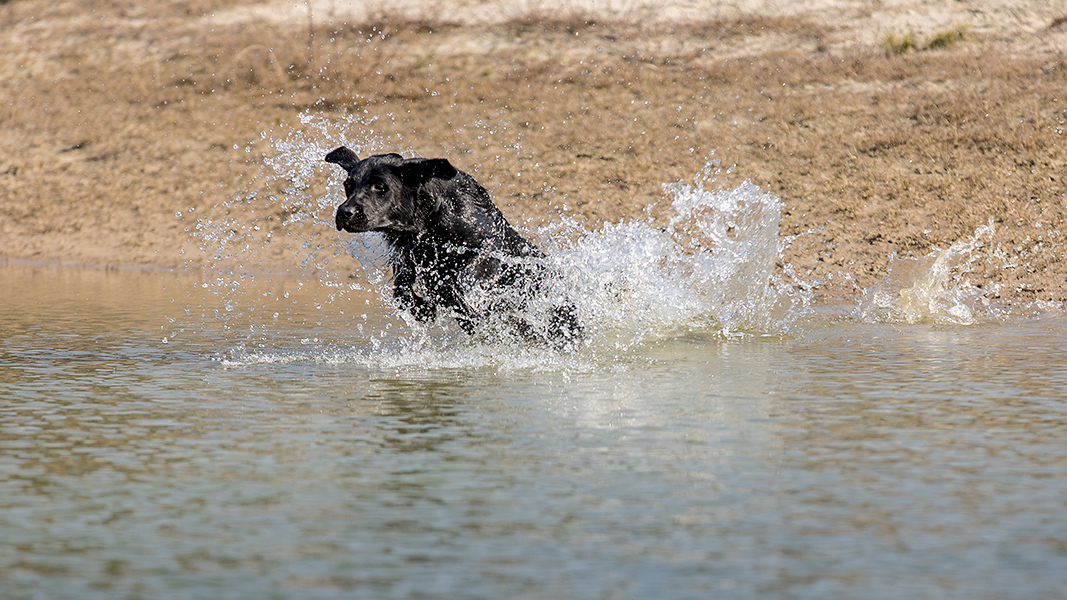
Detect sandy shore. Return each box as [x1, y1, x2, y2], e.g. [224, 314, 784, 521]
[1, 0, 1065, 303]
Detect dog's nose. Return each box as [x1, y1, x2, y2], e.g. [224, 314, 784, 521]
[335, 204, 357, 231]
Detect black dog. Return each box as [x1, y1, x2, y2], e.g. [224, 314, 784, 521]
[325, 146, 581, 345]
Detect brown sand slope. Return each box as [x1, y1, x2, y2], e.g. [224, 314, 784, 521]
[1, 0, 1065, 303]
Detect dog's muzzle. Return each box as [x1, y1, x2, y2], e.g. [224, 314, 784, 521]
[335, 203, 366, 232]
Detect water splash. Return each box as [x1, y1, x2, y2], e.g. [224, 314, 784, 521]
[191, 110, 1066, 371]
[192, 110, 1067, 372]
[853, 220, 1000, 325]
[540, 176, 809, 351]
[187, 114, 823, 368]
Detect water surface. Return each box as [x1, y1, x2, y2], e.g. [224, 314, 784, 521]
[2, 265, 1066, 599]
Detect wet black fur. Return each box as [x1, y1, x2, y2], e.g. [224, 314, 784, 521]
[326, 146, 581, 344]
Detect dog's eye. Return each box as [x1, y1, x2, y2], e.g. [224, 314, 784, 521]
[370, 182, 386, 194]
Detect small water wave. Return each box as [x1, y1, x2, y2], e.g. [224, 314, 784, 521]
[215, 333, 600, 372]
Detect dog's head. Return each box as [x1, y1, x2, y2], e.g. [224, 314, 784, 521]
[325, 146, 458, 234]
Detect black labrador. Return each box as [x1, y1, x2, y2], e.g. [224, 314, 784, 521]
[325, 146, 581, 345]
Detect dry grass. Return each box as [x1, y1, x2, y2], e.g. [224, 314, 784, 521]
[2, 0, 1066, 302]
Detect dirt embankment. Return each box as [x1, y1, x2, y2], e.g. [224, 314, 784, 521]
[2, 0, 1066, 302]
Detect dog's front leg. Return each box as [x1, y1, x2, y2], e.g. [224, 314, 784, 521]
[435, 285, 479, 334]
[392, 253, 436, 323]
[394, 285, 436, 322]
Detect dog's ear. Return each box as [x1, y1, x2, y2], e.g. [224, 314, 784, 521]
[424, 159, 458, 181]
[399, 158, 458, 186]
[324, 146, 361, 172]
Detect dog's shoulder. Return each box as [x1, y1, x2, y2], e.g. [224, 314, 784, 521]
[419, 166, 542, 257]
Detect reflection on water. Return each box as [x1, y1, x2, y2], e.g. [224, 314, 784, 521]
[2, 265, 1066, 599]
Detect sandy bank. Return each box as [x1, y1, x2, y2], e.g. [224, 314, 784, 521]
[1, 0, 1065, 303]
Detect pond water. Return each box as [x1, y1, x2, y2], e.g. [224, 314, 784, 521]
[2, 264, 1066, 599]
